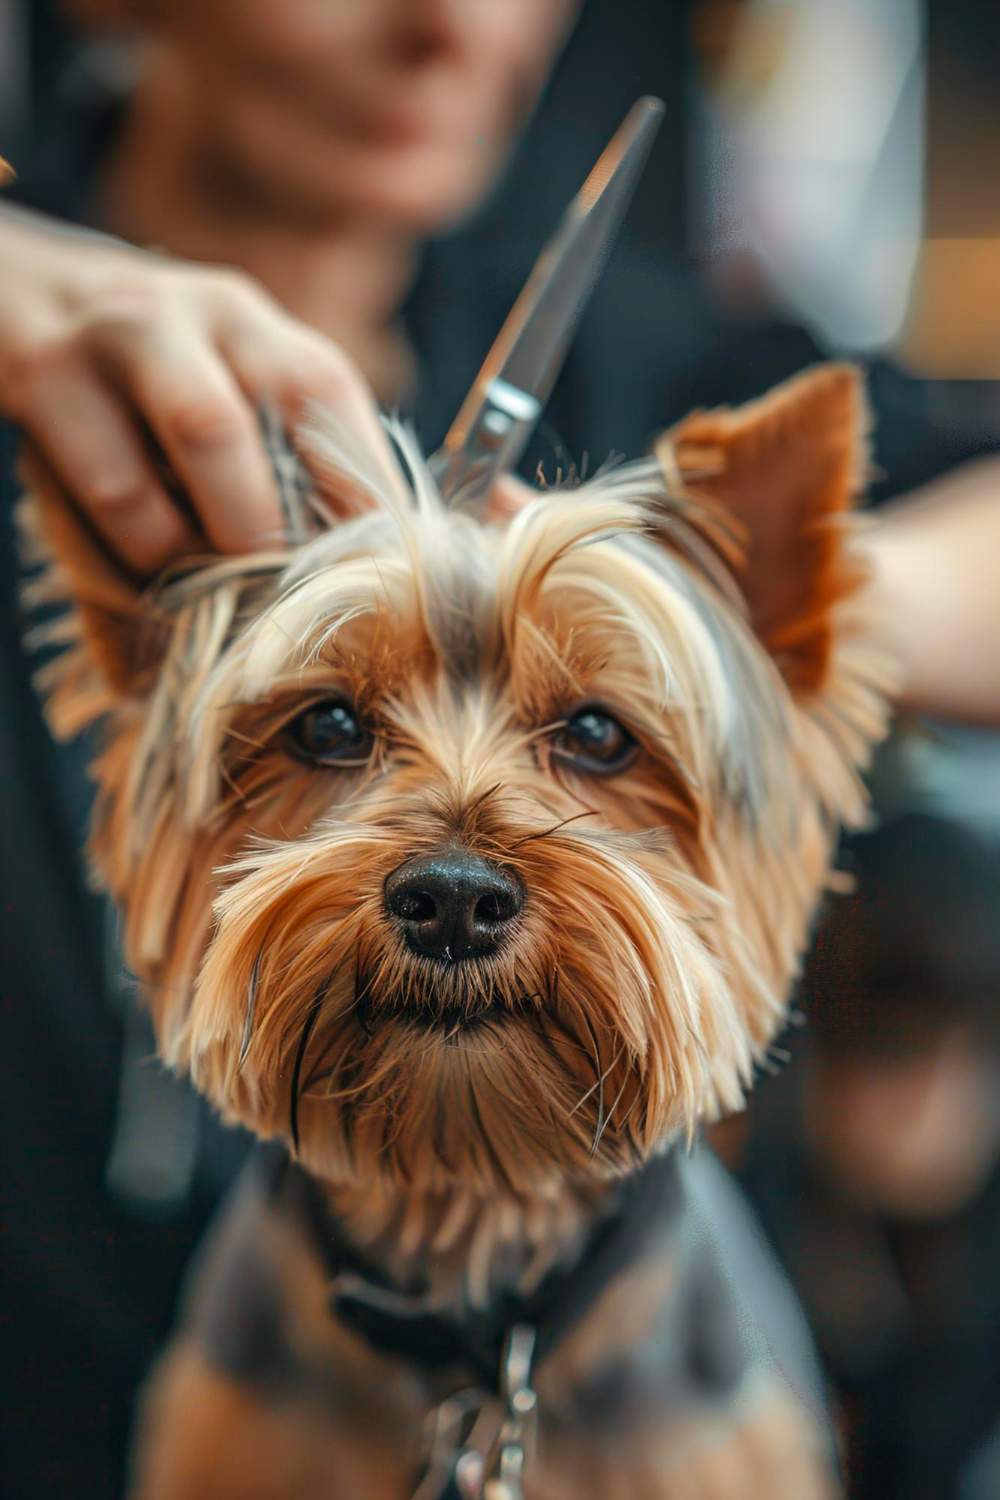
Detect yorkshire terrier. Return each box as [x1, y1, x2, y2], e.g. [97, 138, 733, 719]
[25, 364, 891, 1499]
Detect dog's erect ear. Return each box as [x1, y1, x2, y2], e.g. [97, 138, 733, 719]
[660, 364, 869, 695]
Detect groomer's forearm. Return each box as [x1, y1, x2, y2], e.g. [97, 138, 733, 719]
[864, 458, 1000, 724]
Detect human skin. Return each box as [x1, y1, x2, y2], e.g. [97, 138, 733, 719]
[0, 0, 575, 572]
[0, 208, 411, 570]
[863, 461, 1000, 724]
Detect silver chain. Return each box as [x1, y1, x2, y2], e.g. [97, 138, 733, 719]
[411, 1325, 538, 1500]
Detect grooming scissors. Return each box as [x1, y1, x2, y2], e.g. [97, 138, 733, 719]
[261, 96, 664, 532]
[431, 94, 664, 506]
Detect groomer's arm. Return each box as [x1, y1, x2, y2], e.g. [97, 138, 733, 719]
[864, 460, 1000, 724]
[0, 205, 391, 572]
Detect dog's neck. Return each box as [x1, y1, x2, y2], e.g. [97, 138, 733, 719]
[282, 1149, 686, 1390]
[321, 1173, 613, 1312]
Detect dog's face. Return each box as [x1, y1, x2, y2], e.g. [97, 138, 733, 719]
[28, 366, 889, 1196]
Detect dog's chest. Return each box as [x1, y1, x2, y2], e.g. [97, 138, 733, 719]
[175, 1145, 825, 1497]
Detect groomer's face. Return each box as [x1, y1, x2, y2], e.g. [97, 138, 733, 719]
[149, 0, 577, 231]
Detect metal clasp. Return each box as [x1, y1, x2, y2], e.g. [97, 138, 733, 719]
[482, 1325, 538, 1500]
[410, 1324, 538, 1500]
[411, 1386, 494, 1500]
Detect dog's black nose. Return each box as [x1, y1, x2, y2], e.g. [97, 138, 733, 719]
[384, 851, 523, 963]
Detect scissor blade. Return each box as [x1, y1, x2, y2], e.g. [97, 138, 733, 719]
[435, 95, 664, 502]
[492, 96, 665, 406]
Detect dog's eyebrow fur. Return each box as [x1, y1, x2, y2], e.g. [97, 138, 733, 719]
[206, 522, 494, 707]
[190, 452, 791, 825]
[613, 532, 790, 819]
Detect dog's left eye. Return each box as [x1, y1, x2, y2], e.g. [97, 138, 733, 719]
[286, 700, 373, 765]
[554, 706, 637, 775]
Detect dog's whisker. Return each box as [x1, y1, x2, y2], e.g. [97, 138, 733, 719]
[588, 1047, 627, 1154]
[591, 1069, 632, 1156]
[567, 1015, 618, 1125]
[237, 949, 263, 1070]
[536, 1005, 592, 1060]
[218, 757, 249, 807]
[525, 716, 568, 743]
[510, 809, 597, 848]
[462, 780, 504, 819]
[222, 725, 267, 751]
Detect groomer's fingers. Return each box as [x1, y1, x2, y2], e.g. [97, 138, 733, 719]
[14, 362, 197, 573]
[219, 321, 405, 517]
[0, 214, 400, 565]
[99, 321, 284, 554]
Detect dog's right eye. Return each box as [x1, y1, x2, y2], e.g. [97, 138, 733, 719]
[553, 705, 638, 776]
[286, 700, 373, 766]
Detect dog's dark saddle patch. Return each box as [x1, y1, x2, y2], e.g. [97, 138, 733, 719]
[183, 1149, 307, 1396]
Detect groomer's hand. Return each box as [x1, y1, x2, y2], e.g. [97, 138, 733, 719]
[0, 207, 389, 572]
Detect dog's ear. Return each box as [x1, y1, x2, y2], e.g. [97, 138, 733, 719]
[21, 404, 408, 716]
[660, 364, 869, 695]
[19, 448, 175, 703]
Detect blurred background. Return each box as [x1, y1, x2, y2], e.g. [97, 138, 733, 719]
[1, 2, 998, 1497]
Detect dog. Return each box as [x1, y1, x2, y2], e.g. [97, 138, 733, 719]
[24, 364, 891, 1498]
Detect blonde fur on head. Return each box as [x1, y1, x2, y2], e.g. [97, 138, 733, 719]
[24, 365, 892, 1247]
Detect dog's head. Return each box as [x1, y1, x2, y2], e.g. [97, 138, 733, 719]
[26, 366, 890, 1195]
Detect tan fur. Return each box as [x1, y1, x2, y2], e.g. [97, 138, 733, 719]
[127, 1153, 831, 1500]
[133, 1345, 414, 1500]
[134, 1340, 829, 1500]
[534, 1379, 835, 1500]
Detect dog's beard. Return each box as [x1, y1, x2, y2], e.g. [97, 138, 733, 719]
[183, 813, 752, 1196]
